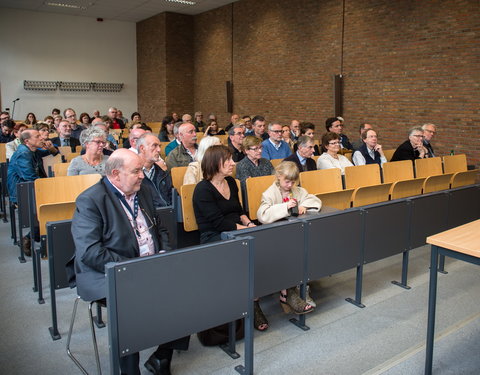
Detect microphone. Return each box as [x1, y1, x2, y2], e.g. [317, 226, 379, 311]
[13, 98, 20, 102]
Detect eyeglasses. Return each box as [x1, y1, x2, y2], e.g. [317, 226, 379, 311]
[270, 130, 282, 134]
[234, 132, 245, 136]
[424, 129, 436, 134]
[328, 141, 341, 145]
[412, 135, 424, 138]
[249, 146, 263, 152]
[90, 140, 107, 146]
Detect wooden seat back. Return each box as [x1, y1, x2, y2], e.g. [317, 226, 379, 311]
[443, 154, 467, 174]
[415, 157, 443, 178]
[160, 141, 171, 159]
[383, 149, 396, 162]
[57, 146, 72, 155]
[382, 160, 414, 183]
[316, 189, 353, 210]
[42, 154, 63, 176]
[53, 162, 71, 177]
[344, 164, 381, 189]
[299, 168, 343, 195]
[171, 166, 189, 191]
[351, 183, 392, 207]
[423, 174, 453, 194]
[64, 152, 80, 162]
[270, 158, 284, 169]
[245, 174, 276, 220]
[450, 170, 479, 188]
[389, 178, 425, 200]
[0, 143, 6, 162]
[213, 134, 228, 145]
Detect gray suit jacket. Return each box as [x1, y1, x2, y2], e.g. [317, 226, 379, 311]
[70, 177, 171, 301]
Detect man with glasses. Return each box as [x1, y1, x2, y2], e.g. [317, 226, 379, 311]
[325, 117, 353, 150]
[391, 126, 428, 161]
[261, 122, 292, 160]
[228, 124, 246, 162]
[242, 115, 252, 131]
[69, 149, 187, 374]
[51, 119, 81, 152]
[64, 108, 84, 139]
[284, 136, 317, 171]
[422, 123, 437, 158]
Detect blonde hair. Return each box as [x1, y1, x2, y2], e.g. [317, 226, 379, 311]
[275, 161, 300, 183]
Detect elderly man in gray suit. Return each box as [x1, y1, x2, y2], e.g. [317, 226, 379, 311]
[70, 148, 188, 375]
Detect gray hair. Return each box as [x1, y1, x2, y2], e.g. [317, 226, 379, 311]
[79, 126, 107, 146]
[136, 132, 156, 153]
[196, 136, 221, 162]
[422, 123, 436, 130]
[173, 121, 182, 135]
[268, 122, 282, 131]
[228, 123, 245, 136]
[408, 126, 424, 137]
[297, 135, 314, 149]
[20, 129, 37, 143]
[105, 155, 124, 177]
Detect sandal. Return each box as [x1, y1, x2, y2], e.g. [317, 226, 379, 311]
[297, 284, 316, 308]
[280, 288, 315, 315]
[253, 300, 269, 331]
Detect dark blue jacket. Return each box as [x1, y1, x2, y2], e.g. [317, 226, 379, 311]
[7, 144, 49, 203]
[358, 143, 382, 165]
[141, 163, 173, 208]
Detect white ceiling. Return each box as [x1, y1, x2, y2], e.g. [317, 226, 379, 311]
[0, 0, 238, 22]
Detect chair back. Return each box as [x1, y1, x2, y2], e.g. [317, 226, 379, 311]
[382, 160, 414, 183]
[443, 154, 467, 174]
[414, 157, 442, 178]
[383, 149, 396, 162]
[180, 184, 198, 232]
[245, 175, 276, 220]
[57, 146, 72, 155]
[344, 164, 381, 189]
[351, 183, 392, 207]
[270, 158, 284, 168]
[64, 152, 80, 162]
[42, 154, 63, 176]
[213, 134, 228, 145]
[160, 141, 171, 159]
[0, 143, 6, 163]
[53, 162, 71, 177]
[171, 166, 189, 191]
[389, 178, 425, 200]
[423, 174, 453, 194]
[450, 170, 479, 188]
[316, 189, 353, 210]
[299, 168, 343, 195]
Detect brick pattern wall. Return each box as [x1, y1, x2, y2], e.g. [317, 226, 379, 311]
[137, 0, 479, 166]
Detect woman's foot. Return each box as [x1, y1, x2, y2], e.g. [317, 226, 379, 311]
[254, 300, 269, 331]
[296, 284, 316, 308]
[280, 288, 315, 315]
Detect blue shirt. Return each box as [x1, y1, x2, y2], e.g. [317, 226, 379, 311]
[261, 139, 292, 160]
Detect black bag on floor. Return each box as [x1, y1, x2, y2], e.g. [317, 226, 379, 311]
[197, 319, 244, 346]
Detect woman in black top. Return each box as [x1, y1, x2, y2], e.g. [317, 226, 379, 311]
[158, 115, 175, 142]
[193, 145, 268, 331]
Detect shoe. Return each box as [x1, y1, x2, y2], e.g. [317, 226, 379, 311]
[22, 236, 31, 257]
[297, 284, 316, 308]
[253, 300, 269, 331]
[144, 353, 172, 375]
[280, 288, 315, 315]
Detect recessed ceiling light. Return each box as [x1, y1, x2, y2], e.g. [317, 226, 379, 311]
[166, 0, 197, 5]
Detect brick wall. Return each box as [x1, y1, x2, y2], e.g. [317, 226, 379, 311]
[137, 0, 479, 166]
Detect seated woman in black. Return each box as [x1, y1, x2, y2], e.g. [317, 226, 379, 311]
[193, 145, 268, 331]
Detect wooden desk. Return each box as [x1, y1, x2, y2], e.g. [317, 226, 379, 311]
[425, 220, 480, 374]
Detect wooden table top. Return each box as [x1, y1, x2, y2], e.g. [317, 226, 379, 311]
[427, 220, 480, 258]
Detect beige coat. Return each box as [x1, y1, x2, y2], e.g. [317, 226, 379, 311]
[257, 182, 322, 224]
[183, 161, 203, 185]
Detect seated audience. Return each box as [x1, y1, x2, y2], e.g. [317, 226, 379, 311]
[325, 117, 352, 150]
[137, 133, 173, 207]
[204, 119, 226, 136]
[5, 123, 28, 160]
[0, 111, 10, 123]
[192, 145, 267, 331]
[293, 122, 321, 155]
[24, 112, 37, 126]
[317, 132, 353, 174]
[236, 136, 274, 191]
[91, 109, 100, 119]
[166, 122, 198, 170]
[69, 149, 187, 375]
[257, 162, 320, 319]
[99, 116, 118, 150]
[130, 111, 141, 124]
[225, 114, 240, 132]
[352, 129, 387, 166]
[158, 116, 175, 142]
[117, 109, 128, 125]
[67, 126, 109, 176]
[108, 107, 125, 129]
[284, 135, 317, 171]
[35, 122, 58, 152]
[0, 119, 15, 143]
[282, 125, 295, 149]
[51, 119, 81, 152]
[261, 122, 292, 160]
[65, 108, 85, 139]
[227, 124, 246, 162]
[52, 108, 61, 116]
[194, 111, 205, 131]
[242, 115, 252, 131]
[53, 114, 62, 129]
[289, 119, 301, 141]
[43, 115, 55, 128]
[182, 113, 193, 125]
[391, 126, 428, 162]
[351, 123, 373, 151]
[165, 122, 182, 156]
[172, 112, 180, 122]
[246, 115, 269, 140]
[183, 136, 221, 185]
[79, 112, 91, 128]
[422, 123, 437, 158]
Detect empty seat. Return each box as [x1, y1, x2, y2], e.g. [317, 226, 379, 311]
[382, 160, 415, 183]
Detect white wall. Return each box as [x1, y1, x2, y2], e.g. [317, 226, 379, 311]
[0, 8, 137, 121]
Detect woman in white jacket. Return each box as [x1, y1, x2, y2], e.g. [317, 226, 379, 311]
[257, 161, 322, 314]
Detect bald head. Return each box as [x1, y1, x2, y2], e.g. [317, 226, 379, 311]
[178, 122, 197, 147]
[129, 128, 146, 149]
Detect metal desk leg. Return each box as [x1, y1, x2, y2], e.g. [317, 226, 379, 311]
[425, 245, 439, 375]
[392, 250, 411, 289]
[438, 254, 448, 274]
[220, 321, 240, 359]
[346, 264, 365, 308]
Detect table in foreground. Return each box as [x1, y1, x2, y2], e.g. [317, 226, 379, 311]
[425, 219, 480, 374]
